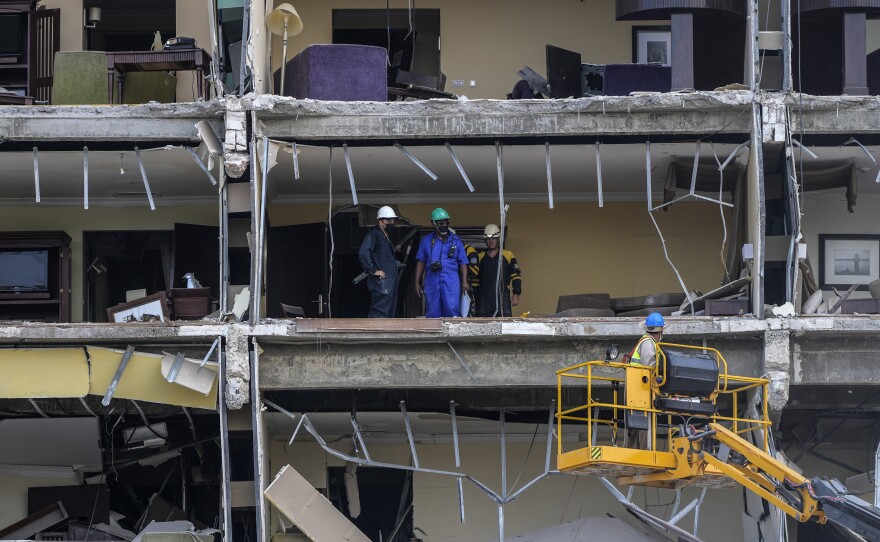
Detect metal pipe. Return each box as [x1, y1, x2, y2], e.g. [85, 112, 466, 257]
[501, 409, 507, 498]
[219, 164, 229, 315]
[645, 142, 652, 210]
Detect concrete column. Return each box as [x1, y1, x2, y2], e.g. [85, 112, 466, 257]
[671, 12, 695, 91]
[763, 328, 791, 424]
[225, 323, 251, 409]
[843, 12, 869, 95]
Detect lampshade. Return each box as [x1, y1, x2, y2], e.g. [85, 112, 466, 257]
[266, 3, 303, 36]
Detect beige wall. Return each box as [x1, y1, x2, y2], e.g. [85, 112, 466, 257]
[269, 439, 746, 541]
[272, 0, 665, 99]
[801, 192, 880, 302]
[177, 1, 213, 101]
[0, 205, 217, 322]
[269, 201, 731, 315]
[40, 0, 84, 52]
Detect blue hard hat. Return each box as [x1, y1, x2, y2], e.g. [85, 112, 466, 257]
[645, 312, 665, 329]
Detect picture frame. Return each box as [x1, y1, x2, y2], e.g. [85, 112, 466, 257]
[818, 235, 880, 290]
[632, 26, 672, 66]
[106, 291, 170, 323]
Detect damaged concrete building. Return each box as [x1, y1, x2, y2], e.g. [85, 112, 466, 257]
[1, 0, 880, 541]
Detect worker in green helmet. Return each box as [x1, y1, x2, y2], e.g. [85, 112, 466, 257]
[414, 208, 469, 317]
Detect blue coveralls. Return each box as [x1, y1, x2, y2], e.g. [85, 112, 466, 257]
[416, 231, 468, 318]
[358, 227, 399, 318]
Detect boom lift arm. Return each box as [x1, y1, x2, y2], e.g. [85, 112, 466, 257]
[555, 342, 880, 541]
[692, 422, 880, 541]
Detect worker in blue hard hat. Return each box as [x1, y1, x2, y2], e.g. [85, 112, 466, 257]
[629, 312, 665, 367]
[414, 208, 469, 317]
[624, 312, 666, 449]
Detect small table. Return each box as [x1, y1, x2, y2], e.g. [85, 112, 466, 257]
[106, 48, 212, 103]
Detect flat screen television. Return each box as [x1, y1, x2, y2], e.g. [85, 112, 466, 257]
[0, 250, 49, 292]
[0, 14, 23, 58]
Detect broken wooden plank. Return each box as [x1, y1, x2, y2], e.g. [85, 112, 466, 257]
[264, 465, 371, 542]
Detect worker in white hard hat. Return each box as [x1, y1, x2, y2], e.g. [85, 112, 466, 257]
[473, 223, 522, 317]
[357, 206, 401, 317]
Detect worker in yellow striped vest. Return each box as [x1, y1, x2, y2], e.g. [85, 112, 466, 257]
[625, 312, 666, 449]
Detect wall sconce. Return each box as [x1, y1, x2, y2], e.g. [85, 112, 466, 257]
[83, 7, 101, 29]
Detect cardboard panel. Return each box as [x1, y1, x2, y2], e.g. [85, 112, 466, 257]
[88, 347, 217, 410]
[264, 465, 370, 542]
[0, 348, 89, 398]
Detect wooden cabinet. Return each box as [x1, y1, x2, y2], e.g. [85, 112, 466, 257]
[0, 231, 71, 322]
[0, 0, 60, 103]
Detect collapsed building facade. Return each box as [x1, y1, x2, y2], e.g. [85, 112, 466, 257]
[0, 0, 879, 541]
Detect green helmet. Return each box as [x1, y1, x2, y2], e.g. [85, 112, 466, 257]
[431, 207, 450, 221]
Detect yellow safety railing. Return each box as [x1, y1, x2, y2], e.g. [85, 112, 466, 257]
[556, 343, 771, 458]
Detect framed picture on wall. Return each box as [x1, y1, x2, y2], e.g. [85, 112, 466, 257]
[632, 26, 672, 66]
[819, 234, 880, 290]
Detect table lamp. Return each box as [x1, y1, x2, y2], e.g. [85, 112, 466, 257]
[266, 3, 303, 96]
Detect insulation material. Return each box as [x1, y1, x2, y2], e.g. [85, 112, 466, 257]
[159, 353, 219, 395]
[88, 347, 217, 409]
[0, 348, 90, 398]
[264, 465, 371, 542]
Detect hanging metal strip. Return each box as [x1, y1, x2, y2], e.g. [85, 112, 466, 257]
[292, 142, 300, 180]
[400, 400, 420, 468]
[545, 142, 554, 209]
[83, 147, 89, 209]
[395, 142, 438, 180]
[135, 147, 156, 211]
[595, 142, 604, 208]
[446, 143, 475, 192]
[343, 144, 358, 205]
[186, 147, 219, 186]
[32, 147, 40, 203]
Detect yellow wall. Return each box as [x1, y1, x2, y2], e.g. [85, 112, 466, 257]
[274, 0, 665, 99]
[0, 206, 217, 322]
[269, 201, 731, 315]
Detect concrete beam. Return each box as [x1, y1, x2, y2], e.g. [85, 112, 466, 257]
[0, 322, 227, 344]
[226, 324, 251, 410]
[0, 103, 225, 143]
[793, 334, 880, 385]
[787, 94, 880, 135]
[245, 92, 755, 141]
[256, 336, 762, 390]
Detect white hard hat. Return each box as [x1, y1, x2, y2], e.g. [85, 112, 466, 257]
[377, 206, 397, 219]
[484, 224, 501, 238]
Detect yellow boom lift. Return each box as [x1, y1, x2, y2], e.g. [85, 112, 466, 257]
[556, 342, 880, 540]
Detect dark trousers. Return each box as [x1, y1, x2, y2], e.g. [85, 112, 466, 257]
[367, 275, 397, 318]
